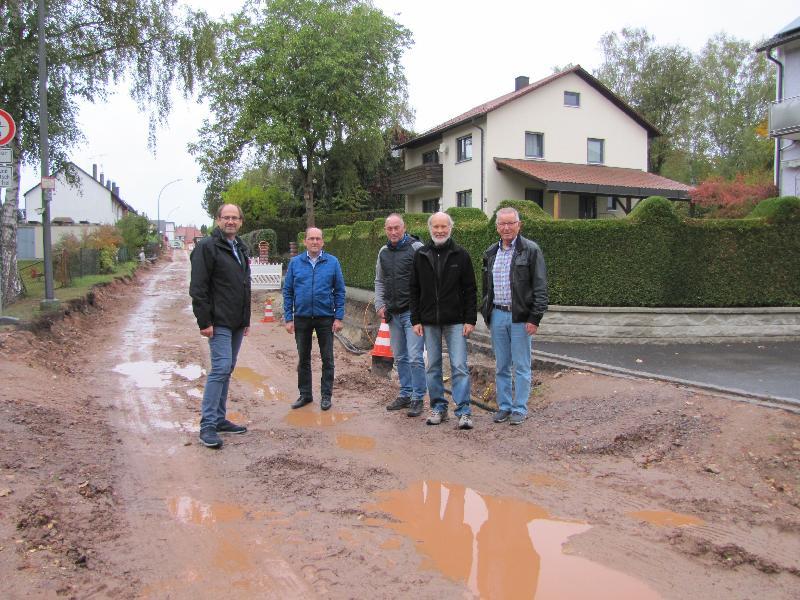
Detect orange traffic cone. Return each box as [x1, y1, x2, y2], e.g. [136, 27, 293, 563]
[371, 319, 394, 375]
[260, 297, 275, 323]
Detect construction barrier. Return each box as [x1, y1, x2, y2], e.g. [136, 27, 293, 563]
[370, 318, 394, 375]
[260, 297, 275, 323]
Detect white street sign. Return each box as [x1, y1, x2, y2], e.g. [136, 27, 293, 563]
[0, 148, 11, 164]
[0, 165, 12, 188]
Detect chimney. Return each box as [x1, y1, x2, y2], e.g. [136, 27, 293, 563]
[92, 164, 98, 180]
[113, 184, 120, 196]
[106, 180, 111, 190]
[515, 75, 529, 91]
[100, 173, 105, 185]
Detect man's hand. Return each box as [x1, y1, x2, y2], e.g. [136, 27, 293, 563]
[525, 323, 538, 336]
[243, 326, 250, 337]
[377, 306, 386, 320]
[285, 321, 295, 334]
[333, 319, 343, 333]
[200, 326, 213, 338]
[463, 324, 474, 337]
[412, 324, 423, 337]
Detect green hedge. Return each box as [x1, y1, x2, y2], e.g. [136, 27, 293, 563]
[315, 197, 800, 307]
[239, 228, 277, 257]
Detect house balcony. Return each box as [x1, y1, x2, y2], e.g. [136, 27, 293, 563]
[769, 95, 800, 140]
[390, 164, 443, 194]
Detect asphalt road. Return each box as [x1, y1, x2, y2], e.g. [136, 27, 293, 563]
[534, 340, 800, 405]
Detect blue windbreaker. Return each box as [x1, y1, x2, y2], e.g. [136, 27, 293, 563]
[283, 251, 346, 321]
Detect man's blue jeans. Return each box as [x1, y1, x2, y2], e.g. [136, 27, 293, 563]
[490, 309, 533, 416]
[423, 324, 471, 416]
[388, 310, 426, 401]
[201, 326, 245, 430]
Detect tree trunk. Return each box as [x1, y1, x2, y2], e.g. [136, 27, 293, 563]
[0, 134, 23, 308]
[303, 169, 315, 228]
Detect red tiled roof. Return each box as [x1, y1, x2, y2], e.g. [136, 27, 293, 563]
[398, 66, 659, 149]
[494, 158, 692, 200]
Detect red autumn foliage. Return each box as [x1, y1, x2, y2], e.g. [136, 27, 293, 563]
[689, 175, 778, 217]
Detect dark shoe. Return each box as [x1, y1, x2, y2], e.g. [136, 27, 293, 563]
[407, 399, 424, 417]
[493, 409, 511, 423]
[387, 396, 411, 411]
[509, 412, 526, 425]
[426, 410, 448, 425]
[199, 427, 222, 448]
[320, 397, 332, 411]
[458, 414, 474, 430]
[217, 419, 247, 434]
[291, 396, 313, 409]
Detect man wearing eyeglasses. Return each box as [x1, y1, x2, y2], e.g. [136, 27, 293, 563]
[480, 207, 548, 426]
[190, 204, 251, 448]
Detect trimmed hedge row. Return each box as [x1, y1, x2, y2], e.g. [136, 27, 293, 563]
[313, 197, 800, 307]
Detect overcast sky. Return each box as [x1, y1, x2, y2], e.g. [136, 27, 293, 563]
[13, 0, 799, 228]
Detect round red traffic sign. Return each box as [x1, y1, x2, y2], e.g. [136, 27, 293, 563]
[0, 109, 17, 146]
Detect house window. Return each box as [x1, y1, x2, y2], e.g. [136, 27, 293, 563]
[564, 91, 580, 107]
[587, 138, 604, 164]
[422, 198, 439, 213]
[525, 188, 544, 209]
[579, 195, 597, 219]
[607, 197, 617, 211]
[456, 135, 472, 162]
[422, 150, 439, 164]
[525, 132, 544, 159]
[456, 190, 472, 208]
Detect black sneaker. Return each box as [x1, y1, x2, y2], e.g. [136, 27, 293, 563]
[493, 409, 511, 423]
[291, 397, 313, 409]
[217, 419, 247, 434]
[320, 397, 332, 411]
[509, 412, 526, 425]
[199, 427, 222, 448]
[387, 396, 411, 411]
[407, 399, 424, 417]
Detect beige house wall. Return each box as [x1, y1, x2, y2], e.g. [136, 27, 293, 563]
[18, 223, 100, 260]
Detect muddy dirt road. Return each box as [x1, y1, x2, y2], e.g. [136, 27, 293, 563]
[1, 251, 799, 599]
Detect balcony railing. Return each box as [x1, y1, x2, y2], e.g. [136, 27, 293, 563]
[769, 95, 800, 139]
[391, 164, 443, 194]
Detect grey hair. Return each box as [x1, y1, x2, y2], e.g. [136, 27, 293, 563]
[427, 211, 454, 230]
[385, 213, 405, 226]
[496, 207, 520, 221]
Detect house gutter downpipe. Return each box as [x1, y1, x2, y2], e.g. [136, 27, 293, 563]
[472, 119, 485, 212]
[765, 47, 784, 191]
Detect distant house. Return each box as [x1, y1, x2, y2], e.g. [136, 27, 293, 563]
[392, 66, 691, 219]
[18, 163, 137, 259]
[757, 16, 800, 196]
[175, 226, 203, 245]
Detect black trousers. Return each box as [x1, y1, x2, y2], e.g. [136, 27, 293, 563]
[293, 316, 335, 400]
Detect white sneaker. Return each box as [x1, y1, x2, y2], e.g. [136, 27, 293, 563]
[458, 414, 473, 430]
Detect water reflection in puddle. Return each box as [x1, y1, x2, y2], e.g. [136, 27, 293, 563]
[285, 410, 354, 427]
[336, 433, 375, 450]
[175, 364, 204, 380]
[113, 360, 176, 388]
[367, 481, 660, 599]
[168, 496, 246, 526]
[629, 510, 704, 528]
[233, 367, 282, 401]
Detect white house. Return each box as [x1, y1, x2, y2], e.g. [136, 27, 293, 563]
[24, 162, 136, 225]
[393, 66, 691, 219]
[758, 16, 800, 196]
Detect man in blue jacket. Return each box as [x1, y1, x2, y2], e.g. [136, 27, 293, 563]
[283, 227, 346, 411]
[190, 203, 251, 449]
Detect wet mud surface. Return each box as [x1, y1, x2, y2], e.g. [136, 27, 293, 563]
[0, 253, 798, 599]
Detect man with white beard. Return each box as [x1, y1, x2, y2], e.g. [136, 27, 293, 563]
[409, 212, 478, 429]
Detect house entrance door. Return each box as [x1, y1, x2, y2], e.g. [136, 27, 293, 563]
[17, 226, 36, 259]
[579, 195, 597, 219]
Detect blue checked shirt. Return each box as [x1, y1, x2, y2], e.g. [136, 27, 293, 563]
[492, 238, 516, 306]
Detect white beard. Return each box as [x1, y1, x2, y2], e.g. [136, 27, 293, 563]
[432, 234, 451, 246]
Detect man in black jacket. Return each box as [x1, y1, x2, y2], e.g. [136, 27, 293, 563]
[189, 204, 251, 448]
[410, 212, 477, 429]
[481, 207, 548, 425]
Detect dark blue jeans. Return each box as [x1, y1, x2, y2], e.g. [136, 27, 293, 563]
[293, 316, 335, 400]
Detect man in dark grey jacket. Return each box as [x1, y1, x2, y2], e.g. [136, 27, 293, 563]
[374, 214, 426, 417]
[481, 207, 548, 425]
[190, 203, 251, 448]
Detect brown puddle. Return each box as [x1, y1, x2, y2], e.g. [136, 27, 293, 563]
[526, 473, 566, 488]
[167, 496, 247, 526]
[232, 366, 283, 401]
[226, 411, 247, 424]
[336, 433, 375, 450]
[367, 481, 660, 599]
[629, 510, 704, 528]
[285, 410, 354, 427]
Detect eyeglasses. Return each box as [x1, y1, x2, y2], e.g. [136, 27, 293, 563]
[219, 216, 241, 222]
[497, 221, 519, 228]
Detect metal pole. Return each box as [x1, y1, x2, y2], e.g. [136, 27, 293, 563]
[38, 0, 58, 310]
[156, 178, 181, 251]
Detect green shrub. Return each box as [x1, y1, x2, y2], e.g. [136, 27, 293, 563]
[240, 228, 277, 257]
[748, 196, 800, 224]
[494, 199, 552, 224]
[447, 207, 488, 223]
[628, 196, 681, 225]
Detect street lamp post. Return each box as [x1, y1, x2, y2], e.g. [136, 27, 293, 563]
[156, 178, 181, 250]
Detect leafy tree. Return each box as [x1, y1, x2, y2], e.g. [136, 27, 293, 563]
[689, 175, 777, 218]
[116, 212, 152, 255]
[0, 0, 216, 305]
[192, 0, 413, 227]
